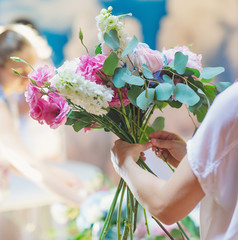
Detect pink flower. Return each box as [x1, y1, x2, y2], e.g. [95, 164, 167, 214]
[109, 88, 130, 108]
[25, 83, 42, 106]
[162, 46, 202, 71]
[44, 93, 70, 129]
[28, 65, 55, 87]
[131, 43, 164, 73]
[76, 54, 107, 85]
[29, 98, 48, 124]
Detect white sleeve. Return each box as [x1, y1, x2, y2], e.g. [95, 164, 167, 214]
[187, 83, 238, 195]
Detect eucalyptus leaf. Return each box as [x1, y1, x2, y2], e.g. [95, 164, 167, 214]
[155, 83, 174, 101]
[136, 89, 155, 110]
[121, 36, 138, 58]
[215, 81, 232, 92]
[142, 64, 154, 79]
[103, 52, 119, 76]
[103, 29, 120, 51]
[152, 116, 165, 131]
[200, 67, 225, 79]
[113, 68, 128, 88]
[174, 52, 188, 74]
[127, 86, 143, 105]
[162, 75, 174, 85]
[174, 83, 200, 106]
[124, 75, 144, 86]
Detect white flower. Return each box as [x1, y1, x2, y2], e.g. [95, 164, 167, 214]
[51, 58, 114, 115]
[96, 8, 131, 55]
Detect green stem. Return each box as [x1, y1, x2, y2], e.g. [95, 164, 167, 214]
[117, 182, 126, 240]
[139, 105, 156, 143]
[133, 201, 139, 232]
[160, 153, 175, 172]
[177, 222, 190, 240]
[143, 208, 150, 235]
[99, 178, 124, 240]
[152, 217, 175, 240]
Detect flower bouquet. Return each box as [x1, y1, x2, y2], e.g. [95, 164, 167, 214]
[12, 6, 230, 240]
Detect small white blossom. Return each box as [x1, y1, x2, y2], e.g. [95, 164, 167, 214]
[51, 58, 114, 116]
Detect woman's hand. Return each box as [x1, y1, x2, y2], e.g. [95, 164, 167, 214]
[149, 130, 187, 168]
[111, 140, 152, 175]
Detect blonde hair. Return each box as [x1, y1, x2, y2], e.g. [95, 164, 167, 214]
[0, 24, 51, 67]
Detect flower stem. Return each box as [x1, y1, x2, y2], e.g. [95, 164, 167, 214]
[143, 208, 150, 235]
[99, 178, 124, 240]
[117, 182, 126, 240]
[152, 217, 175, 240]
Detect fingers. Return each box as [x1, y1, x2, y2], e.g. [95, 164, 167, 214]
[149, 130, 174, 139]
[150, 138, 174, 149]
[139, 141, 152, 152]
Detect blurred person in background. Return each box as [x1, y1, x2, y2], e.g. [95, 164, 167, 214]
[0, 24, 84, 204]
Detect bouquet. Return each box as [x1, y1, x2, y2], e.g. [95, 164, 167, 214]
[12, 6, 230, 240]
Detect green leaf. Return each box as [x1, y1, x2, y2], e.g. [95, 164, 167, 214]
[73, 118, 89, 132]
[171, 229, 183, 238]
[200, 67, 225, 79]
[103, 52, 119, 76]
[193, 104, 207, 122]
[155, 83, 174, 101]
[154, 100, 168, 110]
[95, 43, 102, 55]
[127, 86, 143, 105]
[113, 68, 128, 88]
[182, 216, 200, 237]
[152, 116, 165, 131]
[168, 100, 182, 108]
[124, 75, 144, 86]
[185, 67, 200, 78]
[136, 89, 155, 110]
[201, 78, 213, 83]
[103, 29, 120, 51]
[174, 52, 188, 74]
[121, 36, 138, 58]
[215, 81, 232, 92]
[174, 83, 200, 106]
[142, 64, 154, 79]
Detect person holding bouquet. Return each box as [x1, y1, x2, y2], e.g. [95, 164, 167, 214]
[111, 81, 238, 239]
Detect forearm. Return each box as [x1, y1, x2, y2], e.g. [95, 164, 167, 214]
[119, 157, 204, 225]
[121, 157, 167, 220]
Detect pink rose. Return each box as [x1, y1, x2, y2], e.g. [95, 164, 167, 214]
[162, 46, 202, 71]
[109, 88, 130, 108]
[29, 98, 47, 124]
[28, 65, 55, 87]
[131, 43, 164, 73]
[25, 83, 42, 106]
[76, 54, 107, 85]
[44, 93, 69, 129]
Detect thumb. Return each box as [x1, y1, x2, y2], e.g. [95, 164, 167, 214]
[139, 142, 152, 152]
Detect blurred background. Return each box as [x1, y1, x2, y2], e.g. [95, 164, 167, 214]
[0, 0, 237, 239]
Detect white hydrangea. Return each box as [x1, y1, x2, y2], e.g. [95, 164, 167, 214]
[51, 58, 114, 116]
[96, 7, 131, 54]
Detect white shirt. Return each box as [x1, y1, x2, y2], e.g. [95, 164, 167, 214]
[187, 82, 238, 240]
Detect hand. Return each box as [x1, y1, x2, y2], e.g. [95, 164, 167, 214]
[111, 140, 152, 175]
[149, 130, 187, 168]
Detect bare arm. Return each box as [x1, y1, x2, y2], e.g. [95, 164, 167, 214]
[111, 139, 205, 225]
[0, 103, 85, 205]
